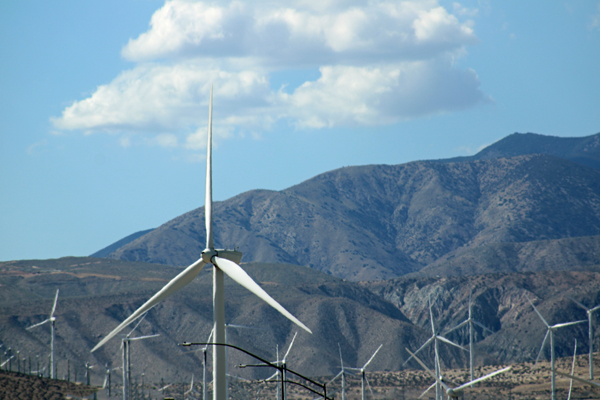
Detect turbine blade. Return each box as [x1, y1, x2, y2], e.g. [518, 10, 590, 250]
[91, 258, 206, 352]
[365, 374, 375, 398]
[205, 84, 213, 250]
[419, 381, 436, 399]
[128, 334, 160, 341]
[265, 371, 279, 381]
[362, 344, 383, 370]
[328, 370, 343, 385]
[126, 312, 148, 338]
[338, 343, 344, 369]
[437, 335, 468, 352]
[405, 348, 450, 391]
[213, 256, 311, 334]
[565, 295, 589, 311]
[454, 366, 511, 391]
[472, 320, 494, 334]
[555, 371, 600, 388]
[403, 336, 434, 366]
[50, 289, 59, 317]
[442, 319, 468, 335]
[526, 294, 549, 327]
[590, 304, 600, 313]
[283, 332, 298, 362]
[535, 330, 550, 364]
[551, 320, 587, 329]
[568, 340, 577, 400]
[428, 297, 436, 334]
[26, 319, 51, 330]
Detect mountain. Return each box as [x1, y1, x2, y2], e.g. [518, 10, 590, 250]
[102, 153, 600, 280]
[362, 268, 600, 365]
[439, 131, 600, 169]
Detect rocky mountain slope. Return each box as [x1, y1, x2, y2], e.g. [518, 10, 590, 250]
[103, 153, 600, 280]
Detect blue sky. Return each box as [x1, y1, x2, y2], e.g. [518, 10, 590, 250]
[1, 0, 599, 261]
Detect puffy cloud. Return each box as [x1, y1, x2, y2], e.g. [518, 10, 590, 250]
[52, 62, 274, 136]
[53, 0, 487, 146]
[121, 0, 477, 65]
[281, 59, 490, 128]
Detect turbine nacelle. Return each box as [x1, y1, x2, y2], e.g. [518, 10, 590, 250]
[202, 249, 242, 265]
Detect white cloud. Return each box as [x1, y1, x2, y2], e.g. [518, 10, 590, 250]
[281, 59, 490, 128]
[121, 0, 477, 65]
[52, 0, 488, 147]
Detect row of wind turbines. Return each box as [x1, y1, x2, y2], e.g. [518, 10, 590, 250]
[17, 88, 600, 400]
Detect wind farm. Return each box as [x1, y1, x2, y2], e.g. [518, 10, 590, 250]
[3, 94, 600, 400]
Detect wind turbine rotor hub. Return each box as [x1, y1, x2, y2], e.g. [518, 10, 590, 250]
[201, 249, 217, 264]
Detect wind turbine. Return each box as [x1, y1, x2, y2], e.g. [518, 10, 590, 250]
[224, 323, 260, 399]
[443, 286, 494, 381]
[526, 294, 586, 400]
[406, 348, 511, 399]
[120, 312, 159, 400]
[566, 295, 600, 379]
[265, 331, 298, 400]
[197, 328, 214, 400]
[328, 343, 355, 400]
[91, 85, 312, 400]
[403, 297, 468, 400]
[346, 344, 383, 400]
[26, 289, 59, 379]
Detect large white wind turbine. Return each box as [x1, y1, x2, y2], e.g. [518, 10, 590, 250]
[346, 344, 383, 400]
[443, 286, 493, 381]
[91, 86, 311, 400]
[27, 289, 59, 379]
[406, 348, 511, 399]
[403, 297, 468, 400]
[526, 294, 586, 400]
[566, 295, 600, 379]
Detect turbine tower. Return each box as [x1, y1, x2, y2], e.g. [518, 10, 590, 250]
[27, 289, 59, 379]
[346, 344, 383, 400]
[526, 294, 586, 400]
[566, 295, 600, 379]
[91, 85, 312, 400]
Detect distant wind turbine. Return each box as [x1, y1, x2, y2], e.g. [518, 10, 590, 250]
[265, 332, 298, 400]
[526, 294, 586, 400]
[121, 313, 159, 400]
[346, 344, 383, 400]
[91, 85, 311, 400]
[443, 286, 493, 381]
[328, 343, 356, 400]
[565, 295, 600, 379]
[403, 297, 468, 400]
[406, 348, 511, 399]
[27, 289, 59, 379]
